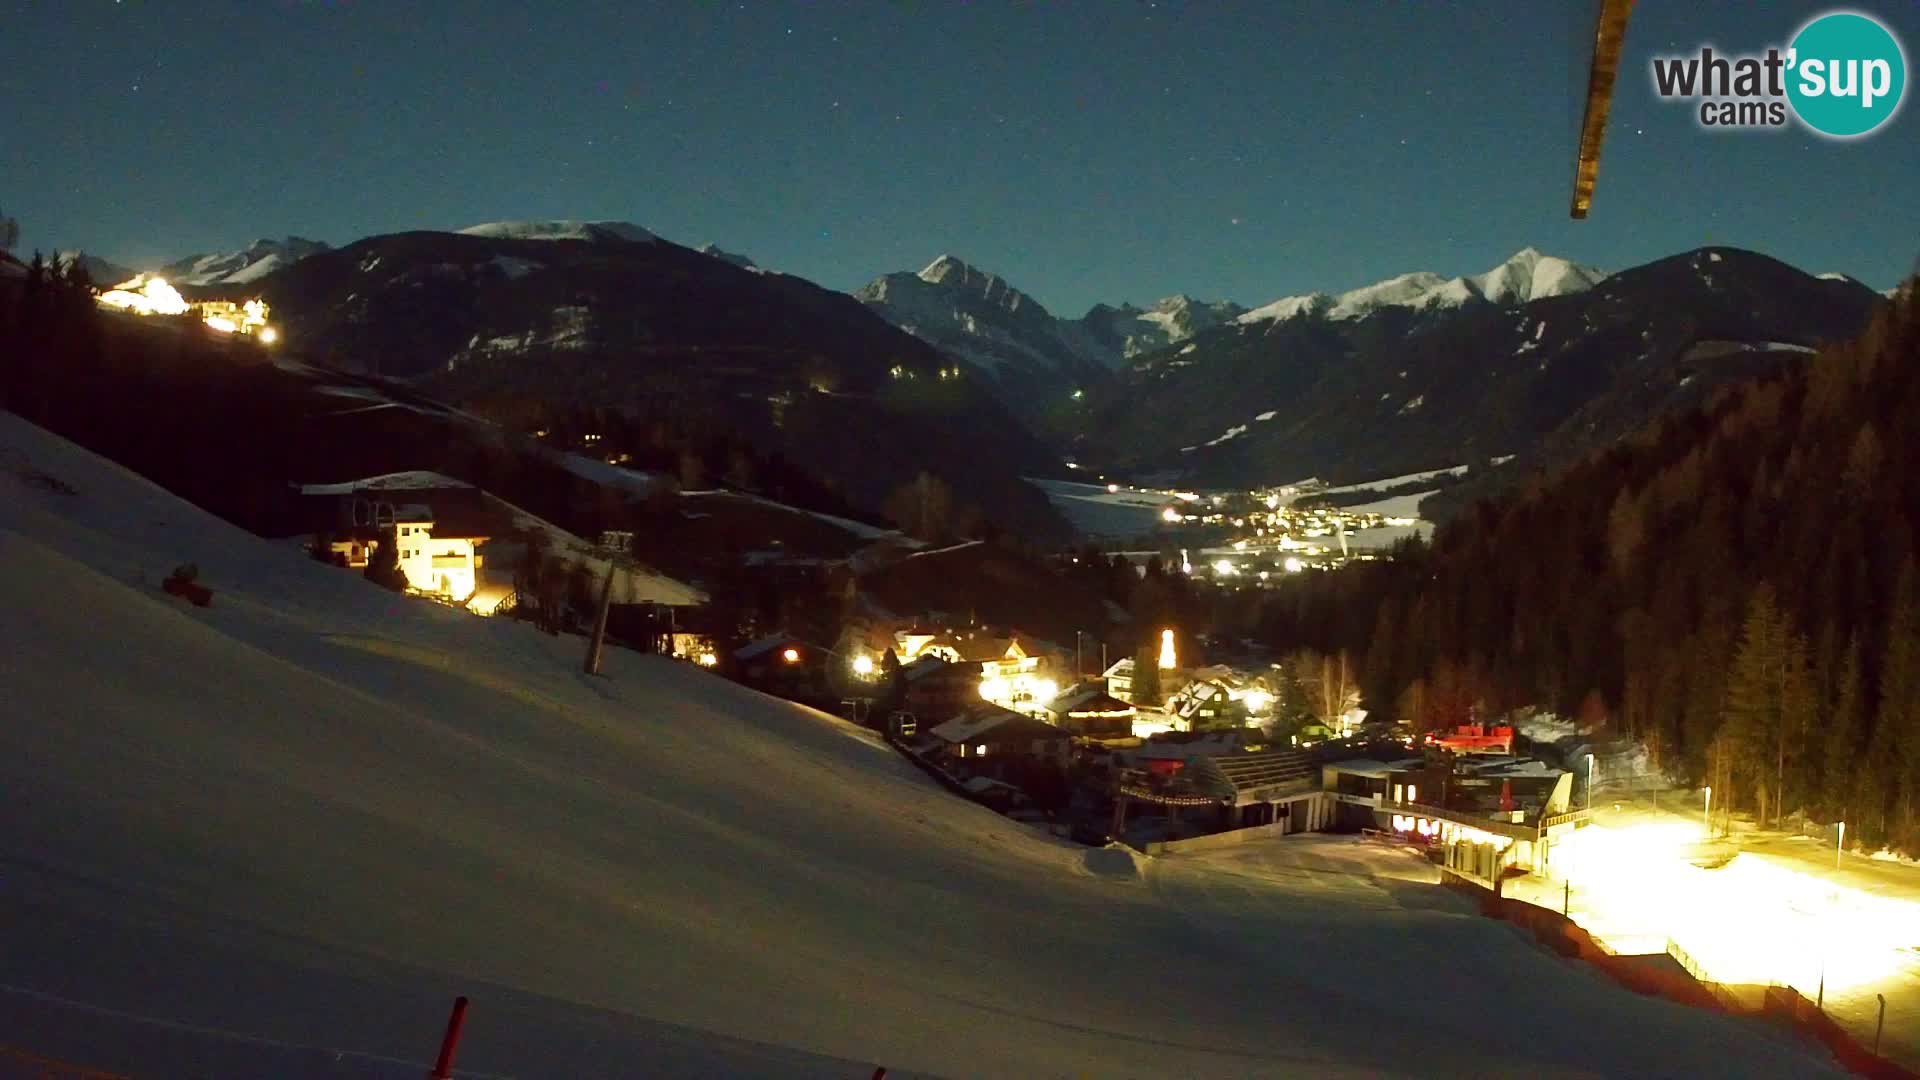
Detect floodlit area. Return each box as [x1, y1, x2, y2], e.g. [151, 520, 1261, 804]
[1514, 803, 1920, 1068]
[94, 273, 279, 341]
[0, 413, 1848, 1077]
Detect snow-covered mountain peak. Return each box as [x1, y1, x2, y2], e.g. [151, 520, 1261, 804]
[904, 255, 1042, 316]
[1238, 249, 1607, 326]
[1233, 292, 1334, 325]
[917, 253, 987, 285]
[456, 220, 656, 244]
[160, 236, 331, 286]
[696, 242, 757, 270]
[1468, 247, 1607, 305]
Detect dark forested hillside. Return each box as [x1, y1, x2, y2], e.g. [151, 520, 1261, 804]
[244, 230, 1071, 542]
[1072, 248, 1880, 495]
[1250, 282, 1920, 852]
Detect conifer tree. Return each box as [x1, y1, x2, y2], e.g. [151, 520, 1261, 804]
[1132, 644, 1162, 706]
[1880, 561, 1920, 839]
[1821, 636, 1865, 824]
[364, 526, 409, 592]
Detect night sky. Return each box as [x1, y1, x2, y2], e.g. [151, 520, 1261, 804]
[5, 1, 1915, 312]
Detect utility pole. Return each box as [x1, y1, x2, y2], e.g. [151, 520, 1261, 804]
[584, 561, 616, 675]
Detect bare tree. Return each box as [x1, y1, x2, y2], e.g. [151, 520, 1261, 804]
[0, 207, 18, 252]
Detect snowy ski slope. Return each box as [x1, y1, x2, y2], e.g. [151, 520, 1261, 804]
[0, 412, 1842, 1078]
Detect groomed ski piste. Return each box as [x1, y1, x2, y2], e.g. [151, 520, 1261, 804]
[0, 411, 1845, 1077]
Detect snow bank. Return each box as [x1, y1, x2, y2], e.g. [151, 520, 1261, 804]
[0, 413, 1843, 1078]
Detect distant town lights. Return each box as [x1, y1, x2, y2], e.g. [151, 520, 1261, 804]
[1161, 507, 1182, 523]
[1284, 557, 1306, 573]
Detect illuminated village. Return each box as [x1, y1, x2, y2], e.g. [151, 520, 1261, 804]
[95, 273, 280, 343]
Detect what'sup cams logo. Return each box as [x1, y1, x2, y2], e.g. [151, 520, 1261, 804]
[1651, 9, 1907, 138]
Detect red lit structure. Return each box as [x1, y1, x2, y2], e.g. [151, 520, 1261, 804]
[1426, 724, 1515, 755]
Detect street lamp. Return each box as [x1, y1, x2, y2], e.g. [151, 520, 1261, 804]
[1703, 786, 1712, 838]
[1836, 820, 1846, 870]
[851, 654, 875, 677]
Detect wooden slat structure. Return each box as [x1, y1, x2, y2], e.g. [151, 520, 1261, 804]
[1571, 0, 1636, 218]
[1195, 750, 1317, 806]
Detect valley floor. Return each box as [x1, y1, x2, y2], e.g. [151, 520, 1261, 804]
[0, 412, 1847, 1078]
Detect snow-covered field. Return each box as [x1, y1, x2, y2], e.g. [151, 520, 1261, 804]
[0, 413, 1844, 1077]
[1315, 465, 1469, 497]
[1026, 477, 1172, 539]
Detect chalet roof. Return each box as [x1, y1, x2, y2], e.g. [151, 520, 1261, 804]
[304, 483, 508, 540]
[1103, 657, 1135, 679]
[925, 631, 1019, 663]
[736, 633, 812, 662]
[902, 655, 979, 683]
[1046, 685, 1135, 717]
[1194, 749, 1317, 804]
[930, 706, 1064, 745]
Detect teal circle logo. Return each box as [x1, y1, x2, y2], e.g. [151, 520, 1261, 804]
[1786, 11, 1907, 138]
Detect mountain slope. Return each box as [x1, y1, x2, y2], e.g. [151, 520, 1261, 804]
[54, 250, 136, 286]
[456, 219, 657, 243]
[246, 230, 1070, 541]
[1073, 247, 1882, 492]
[0, 411, 1845, 1078]
[162, 237, 330, 286]
[854, 256, 1246, 427]
[1074, 294, 1248, 365]
[852, 251, 1098, 378]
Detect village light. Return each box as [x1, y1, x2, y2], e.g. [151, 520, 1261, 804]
[1283, 557, 1305, 573]
[97, 274, 190, 316]
[979, 677, 1010, 702]
[851, 654, 875, 676]
[1158, 628, 1176, 670]
[259, 326, 279, 345]
[1241, 688, 1272, 713]
[1162, 507, 1182, 523]
[697, 652, 718, 667]
[781, 647, 800, 664]
[1212, 559, 1235, 576]
[1029, 678, 1058, 705]
[1107, 483, 1119, 493]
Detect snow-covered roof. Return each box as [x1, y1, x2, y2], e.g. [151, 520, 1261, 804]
[929, 705, 1061, 745]
[902, 655, 974, 682]
[1047, 685, 1134, 716]
[735, 634, 804, 662]
[298, 471, 474, 496]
